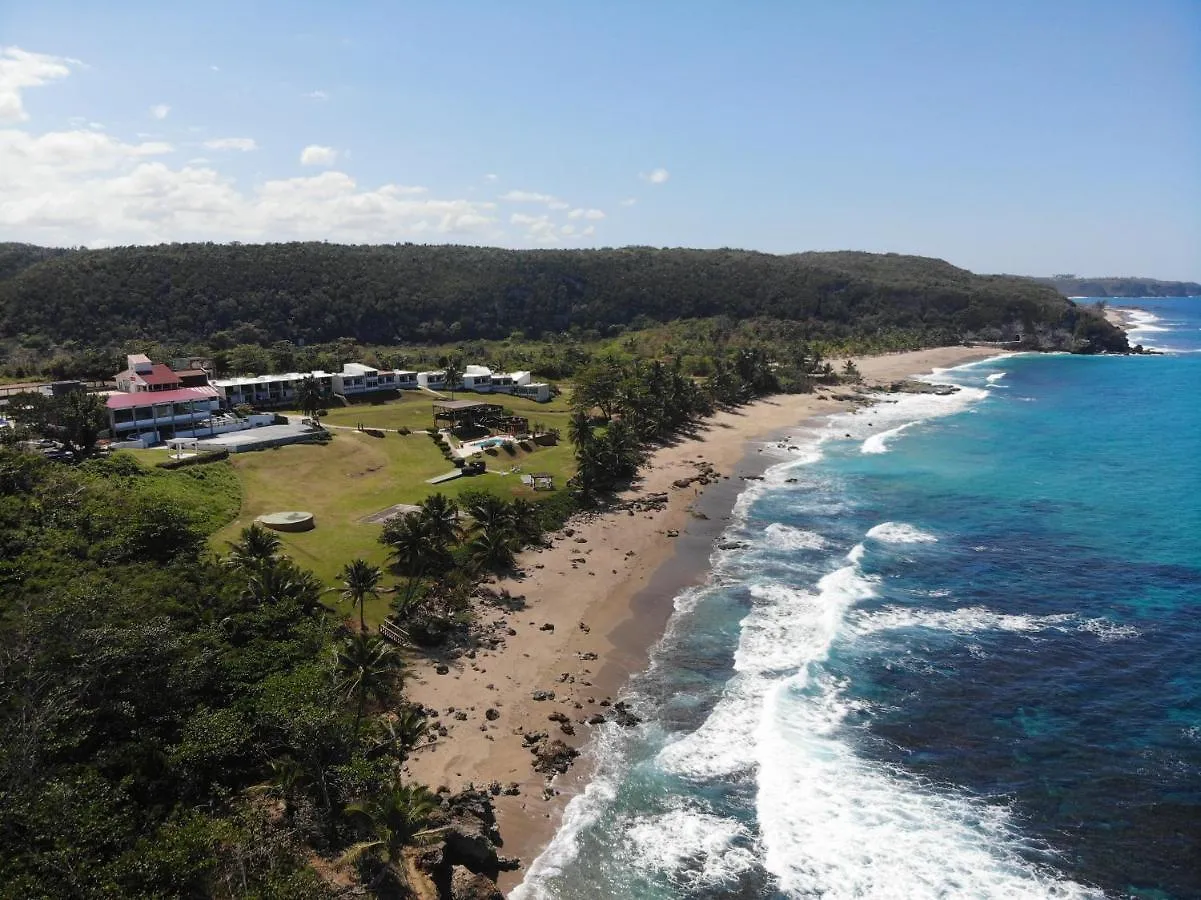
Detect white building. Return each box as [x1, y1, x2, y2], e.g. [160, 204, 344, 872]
[212, 364, 420, 406]
[416, 365, 552, 401]
[212, 372, 336, 407]
[461, 365, 493, 391]
[417, 370, 450, 390]
[332, 363, 418, 395]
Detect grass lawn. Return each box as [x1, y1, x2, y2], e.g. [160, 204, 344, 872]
[211, 426, 576, 628]
[294, 389, 576, 436]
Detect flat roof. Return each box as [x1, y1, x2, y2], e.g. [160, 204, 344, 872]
[106, 386, 219, 409]
[212, 371, 334, 387]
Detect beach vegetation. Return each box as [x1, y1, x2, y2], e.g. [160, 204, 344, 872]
[0, 445, 449, 896]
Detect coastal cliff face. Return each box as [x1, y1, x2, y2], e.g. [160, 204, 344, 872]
[0, 242, 1103, 350]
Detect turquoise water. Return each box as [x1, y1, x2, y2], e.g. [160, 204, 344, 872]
[515, 298, 1201, 900]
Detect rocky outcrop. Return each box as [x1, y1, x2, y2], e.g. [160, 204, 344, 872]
[886, 379, 960, 395]
[450, 866, 503, 900]
[530, 737, 580, 775]
[418, 789, 511, 900]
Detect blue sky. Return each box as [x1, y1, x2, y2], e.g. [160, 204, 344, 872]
[1, 0, 1198, 278]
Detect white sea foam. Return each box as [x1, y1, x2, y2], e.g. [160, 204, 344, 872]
[986, 371, 1007, 382]
[849, 606, 1140, 644]
[1126, 309, 1168, 333]
[622, 806, 757, 888]
[763, 522, 827, 551]
[660, 558, 877, 780]
[755, 675, 1104, 899]
[861, 421, 916, 454]
[510, 772, 619, 900]
[866, 521, 938, 544]
[850, 605, 1075, 637]
[828, 382, 991, 455]
[1076, 617, 1141, 641]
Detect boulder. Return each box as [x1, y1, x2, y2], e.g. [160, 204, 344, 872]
[450, 866, 503, 900]
[531, 738, 580, 775]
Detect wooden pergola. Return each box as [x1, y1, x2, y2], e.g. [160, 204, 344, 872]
[431, 400, 505, 429]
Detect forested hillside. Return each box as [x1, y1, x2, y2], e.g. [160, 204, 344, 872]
[1035, 275, 1201, 298]
[0, 243, 1126, 352]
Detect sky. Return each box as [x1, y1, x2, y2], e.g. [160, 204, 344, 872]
[1, 1, 1198, 279]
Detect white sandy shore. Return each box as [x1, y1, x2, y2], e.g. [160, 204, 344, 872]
[399, 344, 1004, 890]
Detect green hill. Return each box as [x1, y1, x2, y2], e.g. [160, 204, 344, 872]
[0, 242, 1127, 352]
[1034, 275, 1201, 298]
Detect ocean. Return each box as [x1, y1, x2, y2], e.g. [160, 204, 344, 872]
[514, 298, 1201, 900]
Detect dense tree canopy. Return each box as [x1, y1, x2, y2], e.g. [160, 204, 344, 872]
[0, 242, 1127, 352]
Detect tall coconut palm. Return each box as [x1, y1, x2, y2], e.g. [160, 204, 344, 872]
[337, 558, 383, 634]
[296, 375, 323, 424]
[441, 358, 462, 399]
[225, 522, 281, 570]
[567, 407, 593, 448]
[465, 528, 518, 574]
[418, 492, 460, 545]
[333, 633, 405, 743]
[341, 783, 443, 890]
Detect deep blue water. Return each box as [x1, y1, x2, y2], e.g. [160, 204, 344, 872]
[516, 299, 1201, 900]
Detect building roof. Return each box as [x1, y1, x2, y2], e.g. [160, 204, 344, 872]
[464, 365, 493, 377]
[174, 369, 209, 378]
[212, 371, 334, 388]
[106, 386, 218, 410]
[127, 353, 152, 365]
[341, 363, 378, 376]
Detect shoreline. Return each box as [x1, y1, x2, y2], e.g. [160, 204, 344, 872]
[399, 344, 1005, 893]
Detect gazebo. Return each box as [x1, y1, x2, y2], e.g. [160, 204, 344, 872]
[432, 400, 506, 430]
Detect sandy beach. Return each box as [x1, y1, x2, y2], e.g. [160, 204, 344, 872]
[400, 344, 1003, 891]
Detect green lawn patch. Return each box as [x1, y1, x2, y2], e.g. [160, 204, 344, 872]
[210, 425, 576, 629]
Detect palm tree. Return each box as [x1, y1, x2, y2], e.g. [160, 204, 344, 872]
[341, 783, 444, 889]
[465, 528, 518, 574]
[508, 497, 544, 546]
[568, 407, 593, 448]
[418, 493, 460, 545]
[365, 707, 430, 763]
[225, 522, 281, 570]
[243, 558, 323, 612]
[441, 358, 462, 399]
[333, 633, 405, 743]
[338, 558, 383, 634]
[296, 375, 323, 424]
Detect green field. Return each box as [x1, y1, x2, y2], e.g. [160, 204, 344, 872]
[295, 388, 576, 435]
[207, 398, 576, 626]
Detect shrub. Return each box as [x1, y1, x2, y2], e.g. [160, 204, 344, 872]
[156, 449, 230, 470]
[397, 426, 411, 435]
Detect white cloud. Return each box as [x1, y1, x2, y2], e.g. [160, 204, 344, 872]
[300, 144, 337, 166]
[204, 137, 258, 152]
[210, 65, 220, 72]
[0, 51, 508, 247]
[561, 224, 575, 235]
[150, 103, 171, 120]
[501, 189, 556, 204]
[568, 207, 605, 220]
[640, 167, 670, 184]
[483, 173, 498, 182]
[304, 89, 328, 101]
[0, 47, 77, 123]
[508, 211, 559, 244]
[620, 197, 637, 207]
